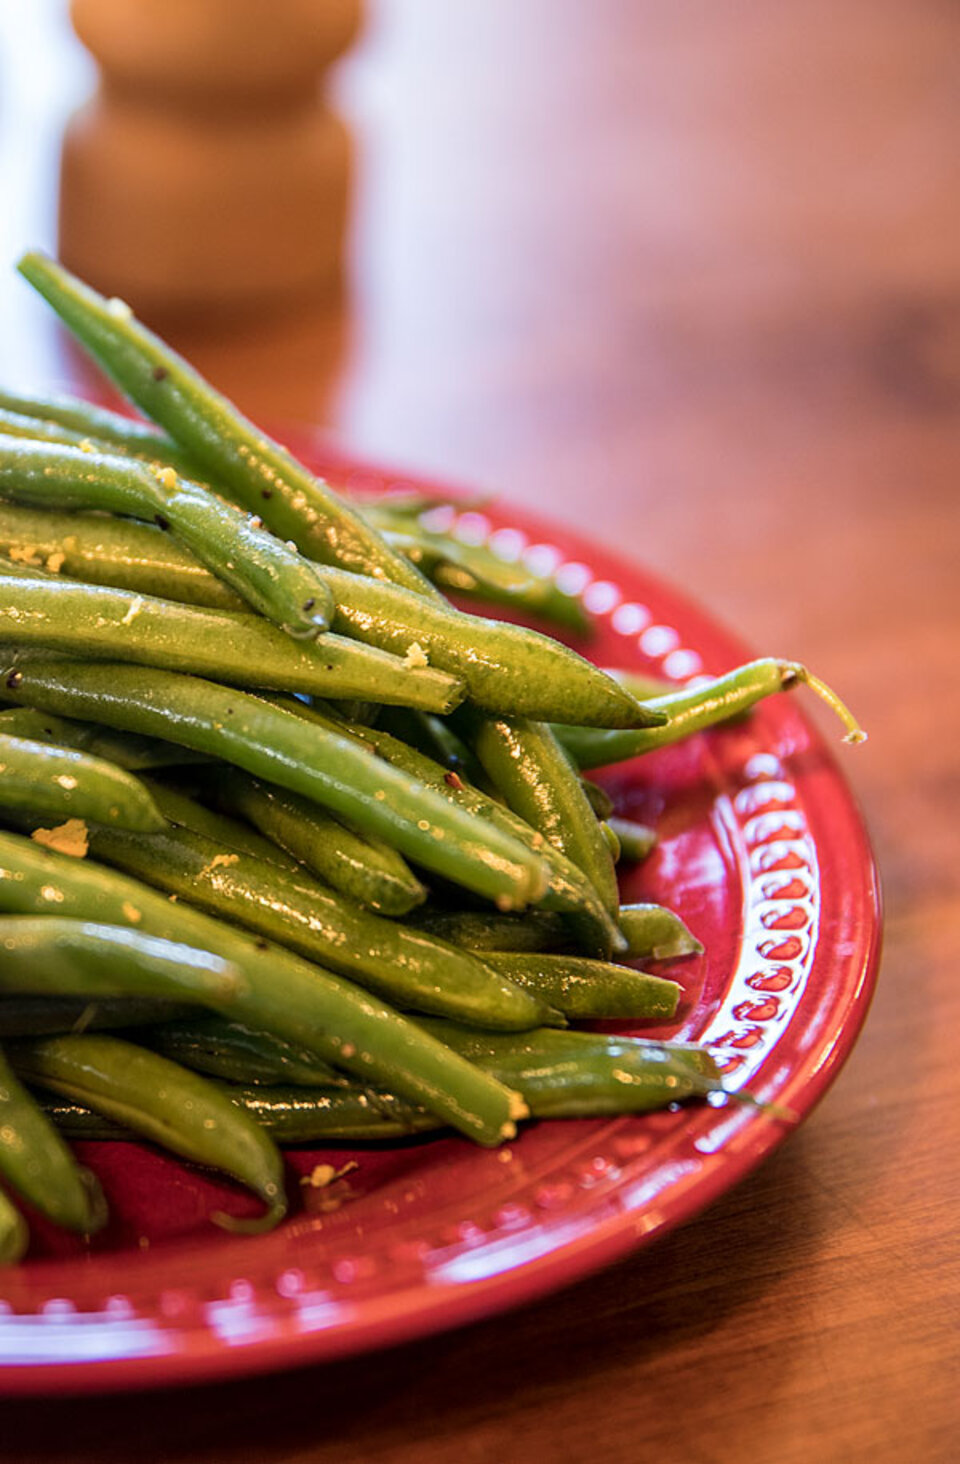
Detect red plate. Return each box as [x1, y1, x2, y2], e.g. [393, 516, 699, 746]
[0, 453, 881, 1394]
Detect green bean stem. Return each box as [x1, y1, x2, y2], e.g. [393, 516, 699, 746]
[607, 818, 658, 863]
[8, 1034, 287, 1232]
[0, 732, 165, 831]
[556, 659, 868, 770]
[0, 658, 548, 909]
[0, 576, 464, 712]
[0, 433, 334, 638]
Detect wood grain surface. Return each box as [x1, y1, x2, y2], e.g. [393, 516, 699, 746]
[0, 2, 957, 1459]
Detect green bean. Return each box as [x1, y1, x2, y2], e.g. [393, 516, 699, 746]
[84, 821, 556, 1031]
[607, 818, 657, 863]
[18, 252, 434, 594]
[0, 386, 200, 475]
[146, 780, 302, 871]
[8, 1034, 286, 1232]
[0, 835, 528, 1144]
[0, 1039, 107, 1237]
[0, 576, 464, 712]
[0, 434, 334, 638]
[268, 696, 624, 954]
[406, 908, 571, 953]
[556, 659, 868, 769]
[213, 768, 427, 915]
[288, 563, 652, 728]
[0, 996, 191, 1037]
[0, 658, 546, 909]
[580, 777, 615, 821]
[0, 732, 165, 831]
[139, 1014, 341, 1088]
[0, 1184, 28, 1264]
[485, 950, 681, 1021]
[0, 502, 245, 610]
[463, 710, 621, 919]
[376, 706, 496, 794]
[0, 706, 209, 771]
[617, 903, 703, 960]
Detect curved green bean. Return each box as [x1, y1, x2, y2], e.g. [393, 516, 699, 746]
[8, 1034, 287, 1232]
[85, 821, 556, 1031]
[0, 386, 200, 475]
[0, 732, 165, 830]
[407, 907, 571, 953]
[0, 576, 464, 712]
[481, 952, 680, 1021]
[0, 658, 547, 909]
[18, 252, 434, 594]
[0, 1041, 107, 1234]
[213, 768, 427, 916]
[139, 1014, 341, 1089]
[0, 433, 334, 638]
[146, 780, 302, 871]
[0, 835, 529, 1145]
[556, 659, 867, 769]
[0, 707, 209, 771]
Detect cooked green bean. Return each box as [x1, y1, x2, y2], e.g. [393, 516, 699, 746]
[481, 953, 680, 1021]
[407, 907, 571, 953]
[617, 903, 703, 960]
[0, 835, 529, 1144]
[85, 821, 556, 1031]
[0, 576, 464, 712]
[18, 252, 434, 594]
[0, 732, 165, 830]
[8, 1034, 287, 1232]
[607, 818, 657, 862]
[0, 996, 191, 1037]
[463, 710, 621, 917]
[146, 780, 302, 871]
[0, 502, 245, 610]
[139, 1014, 341, 1089]
[556, 659, 867, 769]
[213, 768, 427, 915]
[0, 1184, 28, 1264]
[0, 1041, 107, 1234]
[268, 695, 623, 954]
[580, 777, 615, 821]
[0, 658, 547, 909]
[287, 563, 652, 728]
[0, 706, 208, 771]
[0, 386, 199, 475]
[0, 434, 334, 638]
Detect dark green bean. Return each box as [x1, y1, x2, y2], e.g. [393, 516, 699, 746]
[18, 252, 434, 594]
[580, 777, 615, 821]
[146, 780, 302, 871]
[406, 908, 571, 953]
[0, 433, 334, 638]
[139, 1014, 341, 1088]
[0, 386, 200, 475]
[0, 835, 529, 1144]
[617, 903, 704, 960]
[213, 768, 426, 916]
[0, 502, 245, 610]
[8, 1034, 287, 1232]
[0, 706, 209, 771]
[0, 996, 192, 1037]
[0, 1041, 107, 1234]
[0, 732, 165, 830]
[0, 576, 464, 712]
[607, 818, 658, 862]
[463, 710, 621, 918]
[481, 953, 680, 1021]
[0, 658, 548, 909]
[85, 821, 557, 1031]
[0, 1184, 28, 1264]
[556, 659, 867, 769]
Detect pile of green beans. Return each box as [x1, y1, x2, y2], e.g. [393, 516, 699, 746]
[0, 253, 865, 1264]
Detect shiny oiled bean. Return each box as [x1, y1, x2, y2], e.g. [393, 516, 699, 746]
[0, 433, 334, 638]
[0, 1041, 107, 1234]
[146, 780, 303, 871]
[0, 502, 244, 610]
[140, 1014, 342, 1089]
[85, 821, 556, 1031]
[0, 659, 547, 909]
[0, 387, 200, 474]
[0, 732, 165, 830]
[406, 908, 572, 953]
[18, 252, 433, 594]
[8, 1034, 287, 1232]
[0, 707, 209, 772]
[214, 768, 427, 916]
[0, 996, 192, 1037]
[481, 953, 680, 1021]
[0, 576, 464, 712]
[617, 903, 704, 960]
[0, 835, 528, 1145]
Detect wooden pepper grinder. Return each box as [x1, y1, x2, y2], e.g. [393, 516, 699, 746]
[60, 0, 362, 315]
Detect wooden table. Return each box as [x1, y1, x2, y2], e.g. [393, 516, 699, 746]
[0, 2, 957, 1458]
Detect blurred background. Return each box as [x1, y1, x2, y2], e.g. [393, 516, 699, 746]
[0, 3, 957, 1456]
